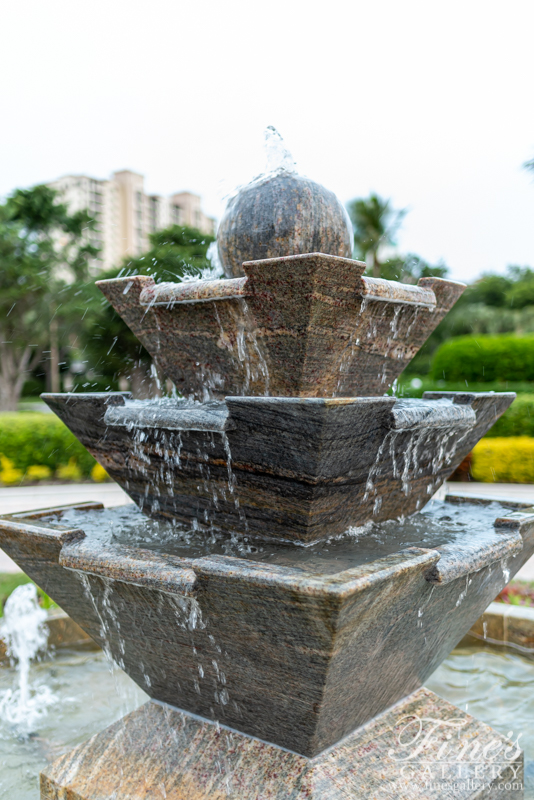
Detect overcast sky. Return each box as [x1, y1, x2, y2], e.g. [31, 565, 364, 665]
[2, 0, 533, 282]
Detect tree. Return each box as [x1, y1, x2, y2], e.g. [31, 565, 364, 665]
[456, 266, 534, 309]
[0, 185, 97, 411]
[78, 225, 215, 397]
[505, 266, 534, 308]
[461, 273, 512, 307]
[347, 193, 406, 278]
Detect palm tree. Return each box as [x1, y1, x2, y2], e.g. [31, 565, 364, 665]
[347, 193, 406, 278]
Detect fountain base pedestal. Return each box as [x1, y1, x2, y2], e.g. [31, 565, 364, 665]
[40, 688, 523, 799]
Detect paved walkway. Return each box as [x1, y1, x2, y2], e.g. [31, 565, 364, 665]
[443, 482, 534, 504]
[1, 481, 533, 580]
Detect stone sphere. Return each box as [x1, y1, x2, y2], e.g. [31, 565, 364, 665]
[217, 171, 353, 278]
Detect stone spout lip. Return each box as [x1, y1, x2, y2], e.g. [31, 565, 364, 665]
[134, 269, 438, 310]
[59, 542, 198, 596]
[41, 390, 515, 544]
[1, 499, 533, 756]
[96, 253, 466, 401]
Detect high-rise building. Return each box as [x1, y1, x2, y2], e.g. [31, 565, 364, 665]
[48, 170, 216, 272]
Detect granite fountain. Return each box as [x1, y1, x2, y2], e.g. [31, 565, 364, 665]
[0, 135, 530, 798]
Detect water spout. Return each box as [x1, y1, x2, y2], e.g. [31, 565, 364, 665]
[0, 584, 56, 732]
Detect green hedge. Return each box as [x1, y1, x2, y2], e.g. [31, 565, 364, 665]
[395, 378, 534, 398]
[431, 334, 534, 383]
[0, 413, 96, 475]
[485, 395, 534, 437]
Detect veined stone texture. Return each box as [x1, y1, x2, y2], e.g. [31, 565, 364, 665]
[217, 171, 353, 278]
[41, 391, 515, 542]
[1, 502, 533, 758]
[96, 253, 466, 401]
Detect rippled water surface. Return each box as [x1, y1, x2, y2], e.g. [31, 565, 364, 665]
[48, 498, 515, 574]
[0, 648, 147, 800]
[0, 643, 532, 799]
[427, 643, 534, 799]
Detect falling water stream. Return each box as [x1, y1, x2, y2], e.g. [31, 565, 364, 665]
[0, 629, 532, 798]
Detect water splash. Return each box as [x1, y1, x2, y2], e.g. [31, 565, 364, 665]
[0, 584, 56, 732]
[223, 126, 299, 206]
[204, 242, 224, 279]
[264, 126, 297, 174]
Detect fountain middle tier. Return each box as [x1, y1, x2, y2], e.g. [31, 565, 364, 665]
[42, 390, 514, 543]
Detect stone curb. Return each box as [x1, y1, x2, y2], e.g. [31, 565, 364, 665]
[465, 600, 534, 652]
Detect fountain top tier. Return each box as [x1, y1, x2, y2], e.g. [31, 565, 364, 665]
[98, 253, 465, 401]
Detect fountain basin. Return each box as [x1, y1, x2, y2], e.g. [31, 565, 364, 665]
[2, 600, 532, 799]
[97, 253, 465, 400]
[0, 498, 532, 757]
[0, 642, 146, 800]
[42, 390, 514, 542]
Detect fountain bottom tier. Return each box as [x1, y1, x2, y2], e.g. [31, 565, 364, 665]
[1, 497, 533, 759]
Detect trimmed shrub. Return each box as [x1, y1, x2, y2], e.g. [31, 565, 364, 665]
[431, 334, 534, 383]
[486, 395, 534, 438]
[471, 437, 534, 483]
[25, 464, 52, 480]
[56, 458, 83, 482]
[91, 463, 110, 482]
[0, 455, 24, 485]
[0, 413, 96, 476]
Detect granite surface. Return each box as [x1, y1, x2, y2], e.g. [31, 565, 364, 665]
[2, 502, 533, 757]
[41, 391, 515, 542]
[216, 171, 353, 278]
[96, 253, 465, 400]
[41, 690, 523, 800]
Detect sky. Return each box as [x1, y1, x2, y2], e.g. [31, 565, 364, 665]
[1, 0, 533, 283]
